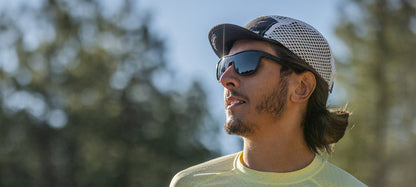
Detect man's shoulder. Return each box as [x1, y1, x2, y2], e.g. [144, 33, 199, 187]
[169, 152, 239, 187]
[177, 152, 238, 174]
[316, 158, 367, 187]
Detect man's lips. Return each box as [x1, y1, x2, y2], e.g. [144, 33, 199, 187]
[226, 96, 246, 109]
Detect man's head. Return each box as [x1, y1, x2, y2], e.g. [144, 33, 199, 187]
[209, 15, 349, 153]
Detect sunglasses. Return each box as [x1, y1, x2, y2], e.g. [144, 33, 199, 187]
[216, 50, 284, 81]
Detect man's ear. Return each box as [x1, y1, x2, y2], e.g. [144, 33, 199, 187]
[291, 71, 316, 103]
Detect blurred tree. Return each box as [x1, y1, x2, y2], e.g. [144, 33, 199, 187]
[0, 0, 217, 186]
[331, 0, 416, 186]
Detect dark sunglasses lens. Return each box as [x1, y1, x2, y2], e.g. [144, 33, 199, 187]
[216, 58, 229, 80]
[216, 51, 261, 80]
[234, 52, 260, 76]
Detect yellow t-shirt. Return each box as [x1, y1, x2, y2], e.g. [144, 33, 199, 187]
[170, 152, 366, 187]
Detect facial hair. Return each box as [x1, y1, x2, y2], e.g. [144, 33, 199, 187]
[224, 76, 289, 136]
[256, 75, 289, 118]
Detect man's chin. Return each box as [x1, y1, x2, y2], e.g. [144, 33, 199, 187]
[224, 118, 254, 136]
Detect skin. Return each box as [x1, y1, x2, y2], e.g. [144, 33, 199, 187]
[219, 40, 317, 172]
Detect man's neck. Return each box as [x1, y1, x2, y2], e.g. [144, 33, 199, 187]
[241, 127, 315, 173]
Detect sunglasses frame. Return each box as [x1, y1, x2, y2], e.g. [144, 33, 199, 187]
[216, 50, 285, 81]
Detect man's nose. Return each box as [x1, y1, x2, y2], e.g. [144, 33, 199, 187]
[219, 63, 240, 89]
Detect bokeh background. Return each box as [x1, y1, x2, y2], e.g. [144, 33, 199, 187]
[0, 0, 415, 186]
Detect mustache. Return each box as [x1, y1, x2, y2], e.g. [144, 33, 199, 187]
[226, 90, 249, 102]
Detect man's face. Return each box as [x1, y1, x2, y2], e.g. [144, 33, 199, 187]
[219, 40, 290, 137]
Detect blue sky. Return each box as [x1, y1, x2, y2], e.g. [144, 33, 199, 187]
[138, 0, 346, 154]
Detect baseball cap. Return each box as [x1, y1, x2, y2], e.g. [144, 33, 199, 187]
[208, 15, 335, 92]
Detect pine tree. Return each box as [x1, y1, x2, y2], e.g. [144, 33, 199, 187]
[0, 0, 217, 186]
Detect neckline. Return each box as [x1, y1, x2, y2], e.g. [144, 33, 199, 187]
[234, 152, 325, 185]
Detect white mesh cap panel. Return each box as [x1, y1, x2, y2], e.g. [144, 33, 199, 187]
[264, 16, 335, 90]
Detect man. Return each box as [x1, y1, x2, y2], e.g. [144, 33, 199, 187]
[170, 15, 366, 186]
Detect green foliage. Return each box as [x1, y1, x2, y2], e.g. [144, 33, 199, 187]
[332, 0, 416, 186]
[0, 0, 217, 186]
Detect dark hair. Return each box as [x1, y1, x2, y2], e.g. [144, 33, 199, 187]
[271, 42, 350, 153]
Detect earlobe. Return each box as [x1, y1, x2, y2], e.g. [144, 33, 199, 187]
[291, 72, 316, 103]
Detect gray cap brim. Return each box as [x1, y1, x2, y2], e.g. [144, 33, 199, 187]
[208, 24, 275, 58]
